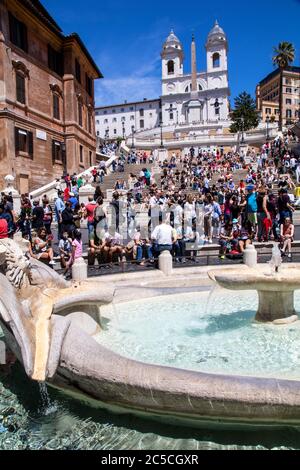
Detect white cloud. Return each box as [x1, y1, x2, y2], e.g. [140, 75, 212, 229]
[94, 20, 171, 106]
[95, 76, 160, 106]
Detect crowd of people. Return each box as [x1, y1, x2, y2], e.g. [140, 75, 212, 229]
[0, 132, 299, 275]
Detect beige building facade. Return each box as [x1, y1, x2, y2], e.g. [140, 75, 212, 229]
[0, 0, 102, 193]
[256, 67, 300, 128]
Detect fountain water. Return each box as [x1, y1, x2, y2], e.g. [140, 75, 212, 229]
[270, 243, 282, 274]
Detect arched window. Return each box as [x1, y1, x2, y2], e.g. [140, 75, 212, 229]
[167, 60, 175, 74]
[213, 53, 220, 68]
[198, 84, 202, 91]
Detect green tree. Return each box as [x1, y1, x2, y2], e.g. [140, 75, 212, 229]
[230, 92, 260, 134]
[272, 42, 295, 130]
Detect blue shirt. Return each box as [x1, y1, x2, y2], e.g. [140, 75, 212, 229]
[69, 197, 78, 211]
[247, 192, 257, 213]
[55, 198, 65, 222]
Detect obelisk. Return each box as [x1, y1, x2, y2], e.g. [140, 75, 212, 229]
[191, 33, 198, 98]
[187, 34, 202, 124]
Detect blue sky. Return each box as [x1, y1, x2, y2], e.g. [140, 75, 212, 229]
[42, 0, 300, 107]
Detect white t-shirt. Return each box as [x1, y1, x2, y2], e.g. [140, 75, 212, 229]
[151, 224, 173, 245]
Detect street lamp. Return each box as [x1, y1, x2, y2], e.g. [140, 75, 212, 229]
[131, 125, 135, 149]
[160, 121, 164, 148]
[266, 115, 270, 142]
[240, 117, 246, 144]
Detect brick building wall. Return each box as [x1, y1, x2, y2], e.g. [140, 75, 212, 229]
[0, 0, 102, 193]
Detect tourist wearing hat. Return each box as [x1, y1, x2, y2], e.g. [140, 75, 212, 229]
[68, 193, 78, 211]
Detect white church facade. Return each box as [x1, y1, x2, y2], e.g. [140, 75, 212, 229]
[95, 21, 231, 141]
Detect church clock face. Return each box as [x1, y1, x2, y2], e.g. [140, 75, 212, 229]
[167, 83, 176, 93]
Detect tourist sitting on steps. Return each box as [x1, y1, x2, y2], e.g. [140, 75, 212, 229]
[219, 221, 234, 260]
[280, 217, 294, 259]
[30, 227, 55, 266]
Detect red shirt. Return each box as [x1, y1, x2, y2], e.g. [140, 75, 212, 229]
[0, 219, 8, 239]
[85, 202, 97, 223]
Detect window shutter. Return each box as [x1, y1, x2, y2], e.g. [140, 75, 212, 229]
[15, 127, 20, 155]
[62, 144, 66, 167]
[22, 23, 28, 53]
[9, 12, 15, 43]
[16, 74, 25, 104]
[52, 140, 56, 164]
[28, 131, 33, 159]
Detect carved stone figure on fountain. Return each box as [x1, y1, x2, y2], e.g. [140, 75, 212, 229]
[0, 234, 114, 382]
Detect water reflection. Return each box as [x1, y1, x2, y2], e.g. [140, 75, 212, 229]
[0, 364, 300, 450]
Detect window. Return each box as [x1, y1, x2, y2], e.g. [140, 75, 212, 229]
[75, 59, 81, 83]
[130, 115, 134, 120]
[88, 112, 92, 134]
[170, 113, 174, 120]
[112, 109, 116, 113]
[130, 107, 134, 111]
[214, 99, 220, 116]
[9, 13, 28, 52]
[103, 110, 107, 114]
[286, 88, 292, 93]
[198, 84, 202, 91]
[121, 117, 126, 122]
[16, 73, 25, 104]
[167, 60, 175, 74]
[213, 53, 220, 68]
[79, 145, 83, 163]
[52, 140, 63, 163]
[140, 120, 144, 128]
[275, 109, 280, 115]
[265, 108, 272, 115]
[78, 102, 83, 126]
[15, 127, 33, 158]
[104, 119, 108, 124]
[53, 94, 60, 120]
[150, 113, 153, 117]
[97, 131, 100, 136]
[286, 78, 292, 85]
[286, 99, 292, 105]
[85, 73, 93, 96]
[48, 45, 63, 76]
[89, 151, 92, 167]
[113, 118, 117, 122]
[114, 129, 117, 135]
[121, 108, 125, 112]
[286, 109, 292, 119]
[139, 109, 144, 117]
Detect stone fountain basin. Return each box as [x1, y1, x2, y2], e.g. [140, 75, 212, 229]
[47, 317, 300, 430]
[208, 265, 300, 292]
[3, 264, 300, 430]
